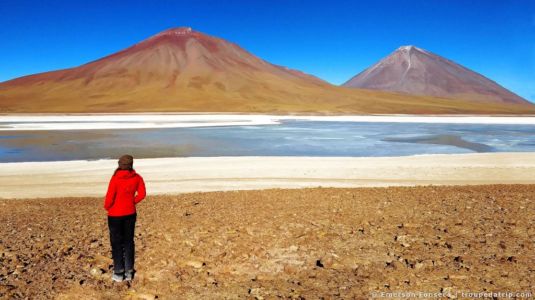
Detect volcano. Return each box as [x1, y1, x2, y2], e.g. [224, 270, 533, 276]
[342, 45, 529, 105]
[0, 29, 533, 114]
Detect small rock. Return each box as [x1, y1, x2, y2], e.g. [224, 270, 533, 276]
[395, 235, 411, 247]
[249, 287, 264, 299]
[319, 254, 335, 268]
[163, 234, 172, 242]
[441, 287, 456, 299]
[254, 274, 268, 281]
[186, 260, 204, 269]
[245, 227, 255, 236]
[283, 264, 298, 274]
[206, 276, 217, 285]
[89, 267, 103, 278]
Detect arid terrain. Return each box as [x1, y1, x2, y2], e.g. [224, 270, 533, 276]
[1, 185, 534, 299]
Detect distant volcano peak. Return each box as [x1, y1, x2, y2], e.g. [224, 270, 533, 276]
[343, 45, 530, 105]
[151, 27, 196, 39]
[396, 45, 428, 54]
[133, 26, 215, 53]
[397, 45, 416, 51]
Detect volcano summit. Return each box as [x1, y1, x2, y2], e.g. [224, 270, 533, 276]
[343, 46, 529, 105]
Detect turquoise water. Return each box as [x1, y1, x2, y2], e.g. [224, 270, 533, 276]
[0, 120, 535, 162]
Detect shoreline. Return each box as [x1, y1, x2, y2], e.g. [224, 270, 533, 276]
[1, 152, 534, 199]
[2, 114, 535, 131]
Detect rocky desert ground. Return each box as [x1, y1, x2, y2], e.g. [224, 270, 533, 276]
[0, 185, 534, 299]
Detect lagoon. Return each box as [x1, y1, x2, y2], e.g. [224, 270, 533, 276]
[1, 116, 535, 162]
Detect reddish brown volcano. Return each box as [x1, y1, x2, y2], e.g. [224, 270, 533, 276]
[6, 27, 325, 87]
[0, 30, 533, 114]
[343, 46, 529, 105]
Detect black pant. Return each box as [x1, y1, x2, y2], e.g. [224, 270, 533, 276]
[107, 213, 136, 274]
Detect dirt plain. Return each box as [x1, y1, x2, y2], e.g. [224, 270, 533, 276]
[0, 185, 534, 299]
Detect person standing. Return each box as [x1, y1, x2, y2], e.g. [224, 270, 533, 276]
[104, 154, 146, 282]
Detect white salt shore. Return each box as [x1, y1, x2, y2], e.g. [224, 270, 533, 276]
[1, 114, 535, 130]
[1, 153, 534, 199]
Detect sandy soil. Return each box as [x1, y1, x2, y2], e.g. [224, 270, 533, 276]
[1, 153, 535, 199]
[0, 185, 533, 299]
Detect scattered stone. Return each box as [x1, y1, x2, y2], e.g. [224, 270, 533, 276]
[414, 261, 425, 270]
[441, 287, 457, 299]
[1, 185, 534, 299]
[89, 267, 103, 278]
[186, 260, 204, 269]
[394, 235, 411, 247]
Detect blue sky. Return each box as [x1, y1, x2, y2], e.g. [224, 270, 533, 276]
[1, 0, 534, 101]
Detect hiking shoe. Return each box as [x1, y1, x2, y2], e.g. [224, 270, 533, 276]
[125, 270, 135, 281]
[111, 273, 124, 282]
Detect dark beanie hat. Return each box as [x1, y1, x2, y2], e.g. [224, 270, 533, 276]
[118, 154, 134, 170]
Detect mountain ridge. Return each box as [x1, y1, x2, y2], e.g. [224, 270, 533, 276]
[0, 28, 533, 114]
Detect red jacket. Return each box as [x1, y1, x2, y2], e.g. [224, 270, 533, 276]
[104, 169, 146, 217]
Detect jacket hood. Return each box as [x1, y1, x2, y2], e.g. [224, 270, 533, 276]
[114, 169, 137, 179]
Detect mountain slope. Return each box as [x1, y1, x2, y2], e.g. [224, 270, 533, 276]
[343, 46, 529, 105]
[0, 30, 533, 114]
